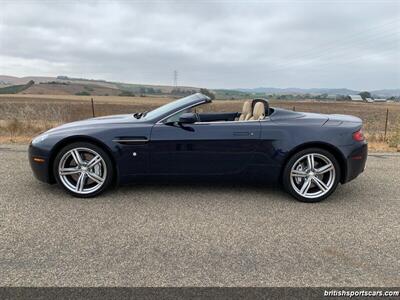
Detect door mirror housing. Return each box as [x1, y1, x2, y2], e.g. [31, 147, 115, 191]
[178, 113, 197, 124]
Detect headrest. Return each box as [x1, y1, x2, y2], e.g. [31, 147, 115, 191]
[253, 102, 265, 120]
[252, 98, 270, 116]
[242, 100, 252, 114]
[239, 100, 253, 121]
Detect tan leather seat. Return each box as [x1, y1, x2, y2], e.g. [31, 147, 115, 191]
[238, 100, 252, 121]
[249, 102, 265, 120]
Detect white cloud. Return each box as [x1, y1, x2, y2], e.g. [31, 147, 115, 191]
[0, 0, 399, 89]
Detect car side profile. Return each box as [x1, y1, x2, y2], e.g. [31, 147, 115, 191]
[29, 93, 368, 202]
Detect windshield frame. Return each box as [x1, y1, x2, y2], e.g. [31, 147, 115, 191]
[156, 102, 210, 124]
[143, 93, 211, 122]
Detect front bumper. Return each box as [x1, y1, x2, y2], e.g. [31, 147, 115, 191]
[343, 141, 368, 183]
[28, 143, 54, 183]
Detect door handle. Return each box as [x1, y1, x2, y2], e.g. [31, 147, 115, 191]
[233, 132, 250, 136]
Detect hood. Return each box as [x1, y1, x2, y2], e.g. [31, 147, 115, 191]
[47, 114, 141, 133]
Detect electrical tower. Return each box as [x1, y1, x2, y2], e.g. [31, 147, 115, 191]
[173, 70, 178, 88]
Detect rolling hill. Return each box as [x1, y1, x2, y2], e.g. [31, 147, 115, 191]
[234, 87, 400, 97]
[0, 75, 399, 98]
[0, 75, 199, 96]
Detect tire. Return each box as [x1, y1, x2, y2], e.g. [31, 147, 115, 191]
[53, 142, 114, 198]
[282, 148, 341, 203]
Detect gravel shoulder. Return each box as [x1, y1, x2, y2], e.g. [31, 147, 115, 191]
[0, 144, 399, 287]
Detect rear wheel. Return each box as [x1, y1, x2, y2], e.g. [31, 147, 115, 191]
[282, 148, 340, 203]
[53, 142, 113, 198]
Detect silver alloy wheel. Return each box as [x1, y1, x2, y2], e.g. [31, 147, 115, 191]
[58, 147, 107, 195]
[290, 153, 335, 199]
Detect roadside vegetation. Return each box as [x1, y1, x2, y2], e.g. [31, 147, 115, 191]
[0, 80, 34, 94]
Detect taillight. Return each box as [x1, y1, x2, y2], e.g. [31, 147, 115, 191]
[353, 129, 365, 142]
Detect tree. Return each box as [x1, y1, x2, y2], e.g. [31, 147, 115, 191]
[75, 91, 90, 96]
[358, 91, 371, 100]
[199, 88, 215, 100]
[119, 90, 135, 97]
[139, 87, 146, 94]
[147, 87, 155, 94]
[171, 88, 182, 95]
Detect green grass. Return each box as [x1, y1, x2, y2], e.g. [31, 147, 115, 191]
[0, 80, 34, 94]
[75, 91, 91, 96]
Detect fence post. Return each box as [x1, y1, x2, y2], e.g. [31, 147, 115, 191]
[91, 98, 95, 118]
[384, 108, 389, 142]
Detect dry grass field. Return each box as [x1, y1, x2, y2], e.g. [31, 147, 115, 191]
[0, 94, 399, 151]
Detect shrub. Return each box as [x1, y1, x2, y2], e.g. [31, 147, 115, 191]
[6, 118, 21, 138]
[199, 88, 216, 100]
[75, 91, 91, 96]
[118, 91, 135, 97]
[84, 86, 94, 91]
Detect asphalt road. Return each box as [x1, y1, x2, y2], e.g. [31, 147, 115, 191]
[0, 144, 399, 287]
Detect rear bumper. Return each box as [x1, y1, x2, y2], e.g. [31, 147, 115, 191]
[28, 143, 53, 184]
[343, 142, 368, 183]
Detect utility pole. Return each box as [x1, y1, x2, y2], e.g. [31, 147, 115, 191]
[173, 70, 178, 88]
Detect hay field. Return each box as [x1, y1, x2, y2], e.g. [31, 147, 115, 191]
[1, 94, 399, 151]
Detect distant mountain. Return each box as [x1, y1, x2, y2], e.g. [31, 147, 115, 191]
[0, 75, 119, 89]
[0, 75, 56, 85]
[236, 87, 360, 95]
[0, 75, 199, 94]
[1, 75, 398, 97]
[235, 87, 400, 97]
[370, 89, 400, 98]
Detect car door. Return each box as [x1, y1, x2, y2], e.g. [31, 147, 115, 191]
[110, 123, 153, 176]
[149, 121, 261, 175]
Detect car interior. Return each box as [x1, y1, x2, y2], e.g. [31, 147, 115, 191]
[197, 98, 270, 122]
[165, 98, 272, 124]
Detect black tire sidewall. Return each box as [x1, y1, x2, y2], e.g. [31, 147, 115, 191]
[282, 148, 341, 203]
[53, 142, 114, 198]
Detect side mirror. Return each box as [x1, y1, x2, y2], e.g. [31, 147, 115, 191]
[178, 113, 197, 124]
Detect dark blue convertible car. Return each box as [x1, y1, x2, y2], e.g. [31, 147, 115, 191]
[29, 93, 367, 202]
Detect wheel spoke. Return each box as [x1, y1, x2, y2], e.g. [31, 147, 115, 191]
[307, 154, 314, 170]
[87, 155, 102, 168]
[312, 177, 328, 192]
[76, 173, 87, 192]
[59, 167, 81, 176]
[71, 150, 83, 165]
[290, 152, 336, 199]
[59, 147, 108, 195]
[316, 163, 333, 174]
[299, 178, 312, 195]
[87, 171, 104, 184]
[291, 170, 308, 177]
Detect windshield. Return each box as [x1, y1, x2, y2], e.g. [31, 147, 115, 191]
[144, 94, 206, 120]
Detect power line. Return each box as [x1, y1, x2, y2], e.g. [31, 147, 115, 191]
[265, 18, 400, 73]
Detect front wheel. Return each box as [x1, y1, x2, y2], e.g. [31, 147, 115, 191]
[53, 142, 114, 198]
[282, 148, 340, 203]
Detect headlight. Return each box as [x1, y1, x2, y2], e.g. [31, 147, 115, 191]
[31, 133, 49, 145]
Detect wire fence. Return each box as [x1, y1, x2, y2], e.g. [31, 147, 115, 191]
[0, 98, 399, 147]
